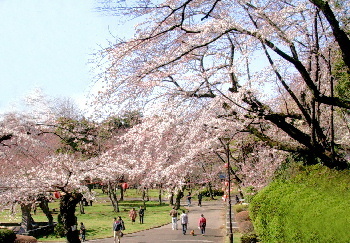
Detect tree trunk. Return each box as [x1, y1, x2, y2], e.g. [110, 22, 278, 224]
[119, 184, 124, 201]
[108, 181, 119, 212]
[207, 182, 215, 200]
[169, 192, 174, 205]
[59, 192, 82, 243]
[310, 0, 350, 71]
[38, 197, 54, 225]
[142, 189, 147, 210]
[174, 190, 184, 210]
[158, 185, 162, 205]
[20, 203, 34, 232]
[101, 185, 107, 194]
[330, 62, 335, 163]
[79, 201, 85, 214]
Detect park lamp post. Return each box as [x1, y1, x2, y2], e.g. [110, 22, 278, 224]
[222, 137, 234, 243]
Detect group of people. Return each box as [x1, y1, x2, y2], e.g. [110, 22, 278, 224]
[186, 192, 203, 207]
[83, 206, 207, 243]
[170, 207, 207, 235]
[128, 206, 145, 224]
[112, 206, 145, 243]
[113, 216, 126, 243]
[84, 192, 207, 242]
[79, 216, 126, 243]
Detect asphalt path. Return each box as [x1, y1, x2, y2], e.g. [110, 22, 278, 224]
[80, 200, 225, 243]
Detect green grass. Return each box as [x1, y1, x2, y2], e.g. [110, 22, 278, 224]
[0, 189, 204, 241]
[29, 189, 184, 241]
[224, 233, 242, 243]
[93, 188, 164, 199]
[122, 188, 163, 198]
[37, 200, 179, 241]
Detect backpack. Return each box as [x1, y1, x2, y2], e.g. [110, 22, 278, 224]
[114, 221, 122, 231]
[199, 217, 206, 227]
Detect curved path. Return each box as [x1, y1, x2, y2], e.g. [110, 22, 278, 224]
[45, 200, 226, 243]
[94, 200, 225, 243]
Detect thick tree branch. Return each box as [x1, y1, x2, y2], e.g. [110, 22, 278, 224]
[0, 134, 13, 143]
[310, 0, 350, 71]
[201, 0, 221, 20]
[246, 125, 306, 153]
[242, 92, 347, 168]
[260, 43, 329, 146]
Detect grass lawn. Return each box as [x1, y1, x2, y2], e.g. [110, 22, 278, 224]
[223, 233, 242, 243]
[38, 199, 176, 241]
[0, 189, 186, 242]
[1, 189, 228, 242]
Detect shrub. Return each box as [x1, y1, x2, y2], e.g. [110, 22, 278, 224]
[54, 214, 65, 237]
[241, 233, 258, 243]
[14, 235, 37, 243]
[233, 204, 249, 213]
[250, 164, 350, 243]
[0, 228, 16, 243]
[243, 194, 255, 203]
[54, 222, 65, 238]
[235, 211, 250, 223]
[199, 189, 224, 197]
[239, 220, 255, 234]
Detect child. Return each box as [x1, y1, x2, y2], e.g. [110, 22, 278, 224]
[129, 207, 137, 224]
[80, 222, 86, 242]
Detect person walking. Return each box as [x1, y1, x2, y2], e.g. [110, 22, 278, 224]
[235, 195, 240, 204]
[186, 192, 192, 206]
[118, 216, 125, 231]
[113, 217, 124, 243]
[79, 222, 86, 242]
[198, 214, 207, 235]
[169, 206, 178, 230]
[138, 206, 145, 224]
[180, 210, 188, 235]
[198, 193, 203, 207]
[129, 208, 137, 224]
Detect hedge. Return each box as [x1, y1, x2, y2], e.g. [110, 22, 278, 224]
[250, 164, 350, 243]
[0, 228, 16, 243]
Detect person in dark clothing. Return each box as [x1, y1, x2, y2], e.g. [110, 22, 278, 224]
[198, 193, 203, 207]
[186, 192, 192, 206]
[113, 217, 124, 243]
[139, 206, 145, 224]
[80, 222, 86, 242]
[235, 195, 240, 204]
[82, 198, 88, 206]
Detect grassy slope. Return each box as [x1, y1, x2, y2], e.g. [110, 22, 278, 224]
[250, 165, 350, 243]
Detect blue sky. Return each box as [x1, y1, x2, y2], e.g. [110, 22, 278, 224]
[0, 0, 132, 114]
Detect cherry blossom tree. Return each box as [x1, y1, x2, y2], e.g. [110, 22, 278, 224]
[0, 108, 107, 242]
[95, 97, 282, 196]
[0, 113, 57, 231]
[93, 0, 350, 170]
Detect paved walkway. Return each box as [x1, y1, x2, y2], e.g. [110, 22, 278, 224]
[40, 200, 226, 243]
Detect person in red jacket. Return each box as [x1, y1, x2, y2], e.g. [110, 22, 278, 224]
[198, 214, 206, 235]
